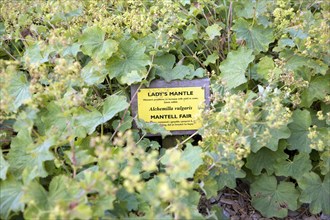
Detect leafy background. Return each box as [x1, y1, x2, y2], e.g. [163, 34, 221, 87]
[0, 0, 329, 219]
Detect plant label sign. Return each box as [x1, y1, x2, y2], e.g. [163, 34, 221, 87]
[131, 78, 210, 135]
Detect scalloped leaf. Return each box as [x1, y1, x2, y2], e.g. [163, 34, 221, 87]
[287, 109, 312, 153]
[232, 18, 274, 52]
[161, 144, 203, 180]
[135, 119, 171, 139]
[251, 124, 291, 152]
[0, 178, 24, 219]
[298, 172, 330, 215]
[320, 151, 330, 175]
[76, 95, 129, 134]
[106, 39, 150, 79]
[274, 153, 312, 179]
[7, 130, 55, 181]
[219, 47, 254, 89]
[301, 75, 330, 107]
[157, 65, 190, 82]
[23, 175, 88, 219]
[246, 142, 288, 175]
[209, 164, 246, 193]
[250, 174, 299, 218]
[6, 72, 31, 112]
[80, 26, 118, 60]
[0, 149, 9, 180]
[205, 24, 222, 40]
[81, 60, 108, 85]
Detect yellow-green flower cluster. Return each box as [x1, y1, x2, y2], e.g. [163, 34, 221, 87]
[272, 0, 295, 33]
[303, 2, 329, 58]
[200, 86, 293, 171]
[88, 130, 199, 219]
[308, 111, 330, 152]
[200, 92, 256, 168]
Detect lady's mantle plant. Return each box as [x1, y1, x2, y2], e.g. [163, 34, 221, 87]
[0, 0, 329, 219]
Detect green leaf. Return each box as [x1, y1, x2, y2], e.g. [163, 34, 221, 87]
[0, 178, 24, 219]
[154, 54, 176, 73]
[117, 70, 146, 85]
[64, 147, 97, 168]
[287, 109, 312, 153]
[91, 195, 116, 217]
[256, 56, 274, 80]
[7, 130, 55, 181]
[23, 181, 48, 218]
[250, 174, 299, 218]
[186, 67, 205, 79]
[246, 143, 288, 175]
[183, 25, 198, 41]
[138, 138, 161, 151]
[157, 65, 191, 82]
[274, 153, 312, 179]
[179, 190, 204, 219]
[301, 75, 330, 107]
[232, 18, 274, 52]
[286, 27, 308, 39]
[23, 43, 49, 65]
[80, 26, 118, 60]
[7, 130, 32, 176]
[180, 144, 204, 178]
[205, 24, 222, 40]
[251, 123, 291, 153]
[112, 114, 133, 133]
[266, 125, 291, 151]
[199, 177, 218, 199]
[0, 149, 9, 180]
[298, 172, 330, 215]
[219, 47, 254, 89]
[154, 54, 204, 81]
[280, 50, 328, 75]
[7, 72, 31, 112]
[274, 38, 295, 51]
[210, 206, 229, 220]
[161, 144, 203, 180]
[234, 0, 268, 19]
[320, 151, 330, 175]
[13, 108, 37, 133]
[41, 101, 73, 135]
[81, 60, 108, 85]
[77, 95, 129, 134]
[76, 108, 101, 134]
[135, 119, 171, 138]
[203, 53, 219, 66]
[49, 176, 77, 201]
[116, 188, 139, 211]
[62, 43, 81, 57]
[0, 22, 5, 36]
[23, 175, 86, 219]
[107, 39, 150, 79]
[214, 164, 246, 190]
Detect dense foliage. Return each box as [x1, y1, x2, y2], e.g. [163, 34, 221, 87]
[0, 0, 329, 219]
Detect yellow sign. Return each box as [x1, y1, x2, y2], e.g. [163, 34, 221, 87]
[137, 87, 205, 131]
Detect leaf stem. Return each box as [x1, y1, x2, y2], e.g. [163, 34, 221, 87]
[136, 133, 146, 145]
[106, 76, 112, 94]
[70, 139, 77, 178]
[2, 46, 17, 60]
[226, 1, 233, 52]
